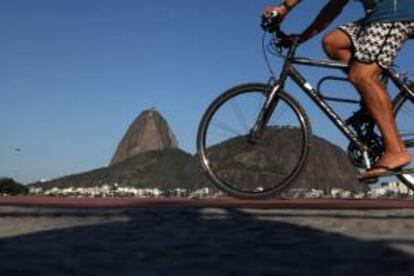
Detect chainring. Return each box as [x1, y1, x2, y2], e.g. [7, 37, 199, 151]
[347, 112, 384, 168]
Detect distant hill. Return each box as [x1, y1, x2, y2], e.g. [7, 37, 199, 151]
[110, 109, 178, 166]
[198, 127, 363, 193]
[300, 134, 362, 191]
[31, 149, 209, 190]
[30, 106, 364, 194]
[31, 128, 363, 193]
[0, 178, 28, 195]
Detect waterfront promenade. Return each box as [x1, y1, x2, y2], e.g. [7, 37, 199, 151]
[0, 197, 413, 275]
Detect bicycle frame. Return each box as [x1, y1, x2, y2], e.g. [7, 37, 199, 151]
[267, 40, 414, 168]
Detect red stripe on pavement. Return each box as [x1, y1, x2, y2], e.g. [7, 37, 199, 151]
[0, 197, 413, 209]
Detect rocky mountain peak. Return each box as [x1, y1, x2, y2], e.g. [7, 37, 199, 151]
[110, 109, 178, 166]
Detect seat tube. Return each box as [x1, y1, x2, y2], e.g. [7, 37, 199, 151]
[288, 66, 368, 153]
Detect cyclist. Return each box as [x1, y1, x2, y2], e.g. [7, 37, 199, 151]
[263, 0, 414, 180]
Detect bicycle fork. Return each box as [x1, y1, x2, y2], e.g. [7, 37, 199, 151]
[248, 82, 282, 144]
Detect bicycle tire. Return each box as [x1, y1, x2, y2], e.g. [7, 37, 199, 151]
[197, 83, 311, 199]
[393, 92, 414, 191]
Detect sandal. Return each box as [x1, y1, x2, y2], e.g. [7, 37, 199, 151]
[358, 165, 405, 181]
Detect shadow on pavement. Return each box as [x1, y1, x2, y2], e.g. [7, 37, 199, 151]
[0, 207, 413, 275]
[2, 210, 414, 219]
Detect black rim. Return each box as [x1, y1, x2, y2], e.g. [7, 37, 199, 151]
[394, 93, 414, 191]
[197, 84, 310, 199]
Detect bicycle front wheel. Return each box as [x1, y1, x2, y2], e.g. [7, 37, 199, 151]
[197, 83, 311, 199]
[393, 92, 414, 191]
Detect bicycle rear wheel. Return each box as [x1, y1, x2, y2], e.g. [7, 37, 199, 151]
[393, 92, 414, 191]
[197, 83, 311, 199]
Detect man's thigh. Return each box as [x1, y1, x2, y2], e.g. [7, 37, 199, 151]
[340, 21, 414, 69]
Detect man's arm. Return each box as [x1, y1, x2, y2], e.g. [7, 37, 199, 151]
[280, 0, 303, 14]
[283, 0, 303, 11]
[300, 0, 349, 43]
[263, 0, 302, 18]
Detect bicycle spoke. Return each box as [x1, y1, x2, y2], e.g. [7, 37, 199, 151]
[230, 100, 249, 133]
[394, 93, 414, 191]
[398, 107, 414, 117]
[198, 85, 310, 199]
[212, 119, 242, 137]
[273, 105, 289, 125]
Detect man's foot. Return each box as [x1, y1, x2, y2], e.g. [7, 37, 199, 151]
[377, 150, 412, 169]
[358, 165, 405, 181]
[358, 151, 412, 181]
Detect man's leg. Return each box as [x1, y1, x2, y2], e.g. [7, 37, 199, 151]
[323, 29, 352, 62]
[348, 62, 411, 170]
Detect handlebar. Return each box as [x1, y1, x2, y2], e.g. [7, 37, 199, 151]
[261, 13, 301, 50]
[261, 13, 289, 40]
[261, 12, 282, 34]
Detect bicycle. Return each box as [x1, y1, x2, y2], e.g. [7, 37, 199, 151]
[197, 18, 414, 200]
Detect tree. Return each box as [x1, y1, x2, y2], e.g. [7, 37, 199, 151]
[0, 178, 28, 195]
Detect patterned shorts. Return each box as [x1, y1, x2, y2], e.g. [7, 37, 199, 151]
[339, 21, 414, 69]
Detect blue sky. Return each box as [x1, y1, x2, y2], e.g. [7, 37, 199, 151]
[1, 0, 413, 183]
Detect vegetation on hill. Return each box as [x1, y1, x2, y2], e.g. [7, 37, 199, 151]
[0, 178, 28, 195]
[31, 128, 364, 193]
[197, 127, 363, 193]
[31, 149, 211, 190]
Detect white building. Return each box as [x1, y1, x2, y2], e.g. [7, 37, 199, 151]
[387, 181, 414, 196]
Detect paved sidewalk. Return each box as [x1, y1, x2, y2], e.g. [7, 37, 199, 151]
[0, 205, 413, 275]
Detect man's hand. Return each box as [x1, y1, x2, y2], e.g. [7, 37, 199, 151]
[262, 5, 289, 25]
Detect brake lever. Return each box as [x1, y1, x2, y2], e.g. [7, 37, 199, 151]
[261, 11, 281, 33]
[260, 17, 273, 32]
